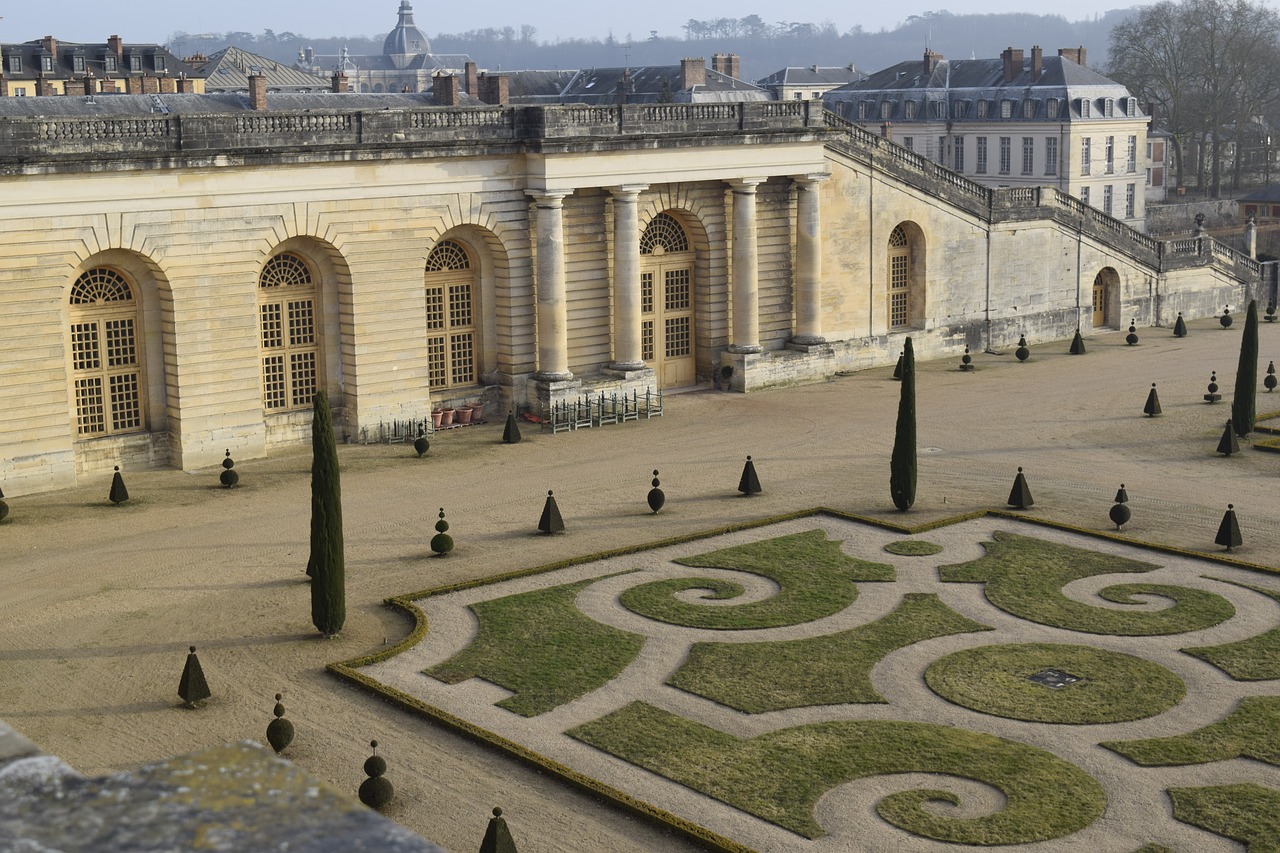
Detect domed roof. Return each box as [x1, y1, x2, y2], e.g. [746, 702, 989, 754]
[383, 1, 430, 68]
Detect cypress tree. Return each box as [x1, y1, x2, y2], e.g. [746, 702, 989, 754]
[1232, 299, 1259, 437]
[308, 391, 345, 638]
[890, 337, 917, 510]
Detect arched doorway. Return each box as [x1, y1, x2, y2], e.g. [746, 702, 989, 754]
[69, 266, 147, 438]
[424, 239, 479, 390]
[1092, 268, 1120, 328]
[640, 212, 695, 388]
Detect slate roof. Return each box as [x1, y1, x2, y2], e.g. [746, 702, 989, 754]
[0, 38, 191, 81]
[0, 91, 482, 117]
[507, 65, 769, 105]
[756, 65, 864, 88]
[188, 47, 331, 92]
[1239, 184, 1280, 203]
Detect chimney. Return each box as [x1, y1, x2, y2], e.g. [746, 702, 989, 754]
[100, 78, 118, 93]
[711, 53, 725, 74]
[123, 75, 142, 94]
[0, 74, 7, 98]
[478, 73, 509, 106]
[176, 76, 196, 94]
[159, 76, 177, 94]
[923, 49, 943, 76]
[1001, 47, 1024, 83]
[727, 54, 740, 79]
[42, 35, 57, 58]
[432, 73, 460, 106]
[64, 77, 86, 96]
[680, 57, 706, 90]
[1031, 45, 1043, 80]
[108, 35, 123, 64]
[464, 60, 478, 96]
[83, 74, 95, 94]
[248, 73, 267, 110]
[881, 121, 893, 141]
[331, 72, 348, 93]
[37, 78, 56, 96]
[141, 75, 159, 94]
[615, 68, 630, 105]
[1058, 46, 1087, 67]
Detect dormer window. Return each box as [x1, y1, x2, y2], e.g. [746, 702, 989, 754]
[932, 100, 945, 119]
[72, 55, 85, 73]
[954, 100, 968, 119]
[155, 55, 165, 72]
[1046, 98, 1059, 119]
[976, 100, 989, 119]
[880, 100, 893, 120]
[1104, 98, 1115, 117]
[1023, 99, 1036, 118]
[104, 55, 116, 72]
[856, 101, 869, 120]
[1001, 99, 1013, 119]
[1079, 98, 1091, 118]
[904, 100, 917, 119]
[1126, 97, 1138, 116]
[6, 54, 21, 74]
[129, 55, 141, 72]
[41, 55, 54, 72]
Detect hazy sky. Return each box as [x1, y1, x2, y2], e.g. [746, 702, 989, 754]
[0, 2, 1140, 44]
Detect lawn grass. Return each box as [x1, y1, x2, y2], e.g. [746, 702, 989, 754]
[1183, 578, 1280, 679]
[925, 643, 1185, 724]
[569, 701, 1105, 844]
[1102, 696, 1280, 767]
[669, 593, 990, 712]
[618, 530, 894, 629]
[884, 539, 944, 556]
[1169, 783, 1280, 853]
[939, 531, 1235, 635]
[425, 573, 644, 716]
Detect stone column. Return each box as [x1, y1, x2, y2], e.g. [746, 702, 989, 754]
[528, 190, 573, 381]
[791, 174, 829, 345]
[609, 185, 648, 370]
[728, 178, 764, 354]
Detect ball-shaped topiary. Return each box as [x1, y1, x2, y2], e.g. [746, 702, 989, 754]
[431, 508, 454, 555]
[220, 450, 239, 487]
[358, 740, 394, 809]
[266, 693, 295, 753]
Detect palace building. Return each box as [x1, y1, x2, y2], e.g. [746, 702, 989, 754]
[0, 81, 1259, 495]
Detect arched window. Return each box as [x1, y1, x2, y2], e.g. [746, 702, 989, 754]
[70, 267, 146, 436]
[424, 240, 476, 389]
[640, 213, 696, 388]
[259, 252, 319, 412]
[888, 226, 911, 330]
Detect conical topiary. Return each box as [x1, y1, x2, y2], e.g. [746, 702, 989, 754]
[890, 337, 916, 511]
[1007, 467, 1033, 509]
[1109, 484, 1131, 530]
[502, 411, 522, 444]
[1015, 335, 1030, 362]
[220, 449, 239, 487]
[1266, 361, 1277, 392]
[538, 490, 565, 534]
[1069, 329, 1086, 355]
[738, 456, 762, 496]
[109, 466, 129, 504]
[1174, 312, 1188, 337]
[1215, 504, 1242, 551]
[892, 350, 904, 380]
[1143, 383, 1162, 417]
[431, 508, 454, 555]
[358, 740, 394, 809]
[1221, 305, 1233, 328]
[266, 693, 295, 754]
[413, 426, 430, 458]
[1232, 299, 1259, 437]
[480, 806, 519, 853]
[1126, 319, 1139, 346]
[178, 645, 211, 708]
[1217, 419, 1240, 456]
[646, 470, 665, 514]
[959, 345, 974, 370]
[1205, 371, 1221, 403]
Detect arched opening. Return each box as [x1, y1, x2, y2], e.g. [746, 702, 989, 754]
[888, 222, 926, 331]
[424, 239, 479, 391]
[640, 211, 696, 388]
[1092, 268, 1121, 328]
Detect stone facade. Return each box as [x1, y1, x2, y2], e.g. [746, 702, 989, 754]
[0, 96, 1259, 495]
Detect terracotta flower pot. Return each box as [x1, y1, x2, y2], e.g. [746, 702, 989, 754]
[455, 406, 473, 425]
[468, 402, 485, 421]
[439, 408, 455, 426]
[431, 410, 444, 428]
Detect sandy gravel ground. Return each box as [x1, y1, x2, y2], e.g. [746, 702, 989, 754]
[3, 317, 1280, 852]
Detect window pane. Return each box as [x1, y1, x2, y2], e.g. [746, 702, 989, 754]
[262, 355, 287, 410]
[109, 372, 142, 431]
[75, 377, 106, 435]
[289, 351, 317, 408]
[71, 322, 101, 371]
[450, 332, 475, 385]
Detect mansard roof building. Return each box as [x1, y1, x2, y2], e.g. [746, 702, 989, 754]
[0, 76, 1257, 495]
[507, 56, 768, 105]
[0, 35, 197, 96]
[825, 47, 1150, 226]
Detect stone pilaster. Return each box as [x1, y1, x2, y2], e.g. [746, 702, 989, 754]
[728, 178, 764, 354]
[527, 190, 573, 381]
[608, 184, 648, 370]
[790, 174, 829, 346]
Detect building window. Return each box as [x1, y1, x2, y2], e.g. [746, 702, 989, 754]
[259, 252, 319, 412]
[1126, 184, 1136, 218]
[903, 137, 913, 151]
[953, 136, 965, 172]
[793, 92, 803, 100]
[1082, 186, 1090, 206]
[1023, 99, 1035, 119]
[129, 55, 142, 72]
[1079, 98, 1091, 118]
[1082, 138, 1092, 175]
[6, 54, 20, 74]
[856, 101, 868, 120]
[424, 240, 478, 390]
[880, 100, 893, 120]
[976, 137, 988, 174]
[904, 100, 917, 119]
[104, 55, 116, 72]
[1127, 135, 1137, 172]
[41, 55, 54, 72]
[1103, 185, 1113, 216]
[73, 55, 85, 73]
[1127, 97, 1138, 116]
[888, 226, 910, 329]
[155, 56, 166, 72]
[1046, 98, 1059, 119]
[937, 136, 946, 164]
[1022, 137, 1034, 175]
[1001, 99, 1013, 119]
[1104, 98, 1115, 117]
[932, 100, 945, 119]
[976, 100, 989, 119]
[1105, 136, 1115, 174]
[1045, 138, 1059, 175]
[69, 268, 145, 437]
[954, 100, 967, 120]
[999, 137, 1012, 175]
